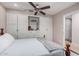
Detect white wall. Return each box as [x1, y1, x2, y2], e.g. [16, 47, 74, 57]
[72, 12, 79, 44]
[53, 3, 79, 46]
[6, 10, 53, 41]
[0, 4, 6, 32]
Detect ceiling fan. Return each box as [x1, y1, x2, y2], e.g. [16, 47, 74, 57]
[28, 2, 50, 15]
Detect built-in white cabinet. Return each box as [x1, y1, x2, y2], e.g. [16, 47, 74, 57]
[6, 12, 53, 40]
[7, 13, 29, 39]
[6, 13, 40, 39]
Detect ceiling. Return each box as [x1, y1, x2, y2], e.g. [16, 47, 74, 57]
[0, 2, 77, 15]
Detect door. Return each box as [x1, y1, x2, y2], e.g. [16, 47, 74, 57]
[6, 13, 18, 39]
[18, 14, 28, 39]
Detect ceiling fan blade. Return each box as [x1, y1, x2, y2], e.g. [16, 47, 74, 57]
[39, 6, 50, 10]
[40, 11, 46, 15]
[28, 2, 36, 8]
[34, 12, 38, 15]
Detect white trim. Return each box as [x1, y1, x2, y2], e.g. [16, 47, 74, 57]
[63, 15, 65, 47]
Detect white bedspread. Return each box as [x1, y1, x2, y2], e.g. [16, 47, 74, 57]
[0, 38, 49, 56]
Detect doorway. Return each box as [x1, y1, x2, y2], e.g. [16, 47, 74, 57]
[63, 10, 79, 55]
[65, 15, 72, 43]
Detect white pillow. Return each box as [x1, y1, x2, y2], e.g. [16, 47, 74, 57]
[0, 33, 15, 53]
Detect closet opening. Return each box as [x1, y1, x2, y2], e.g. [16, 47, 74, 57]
[63, 9, 79, 55]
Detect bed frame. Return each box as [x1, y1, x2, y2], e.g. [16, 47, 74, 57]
[0, 28, 70, 56]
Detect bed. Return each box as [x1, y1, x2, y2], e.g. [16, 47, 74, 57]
[0, 33, 65, 56]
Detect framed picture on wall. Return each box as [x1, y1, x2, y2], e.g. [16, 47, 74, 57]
[28, 16, 39, 31]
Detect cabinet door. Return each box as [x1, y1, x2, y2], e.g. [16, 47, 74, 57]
[6, 13, 18, 39]
[18, 14, 28, 39]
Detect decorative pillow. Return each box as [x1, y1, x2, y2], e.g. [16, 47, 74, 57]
[0, 33, 15, 53]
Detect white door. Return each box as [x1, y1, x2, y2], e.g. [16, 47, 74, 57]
[18, 14, 28, 39]
[6, 13, 18, 39]
[6, 13, 31, 39]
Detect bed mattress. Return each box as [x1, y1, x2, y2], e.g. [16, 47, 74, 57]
[0, 38, 49, 56]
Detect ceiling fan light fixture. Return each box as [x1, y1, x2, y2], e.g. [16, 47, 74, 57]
[36, 4, 39, 8]
[28, 2, 50, 15]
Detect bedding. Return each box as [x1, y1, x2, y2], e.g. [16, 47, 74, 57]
[38, 38, 65, 56]
[0, 33, 65, 56]
[0, 33, 15, 53]
[0, 39, 49, 56]
[38, 38, 63, 52]
[42, 49, 64, 56]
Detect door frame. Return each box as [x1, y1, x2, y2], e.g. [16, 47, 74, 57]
[63, 9, 79, 47]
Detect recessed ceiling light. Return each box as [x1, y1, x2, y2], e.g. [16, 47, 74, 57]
[14, 3, 18, 7]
